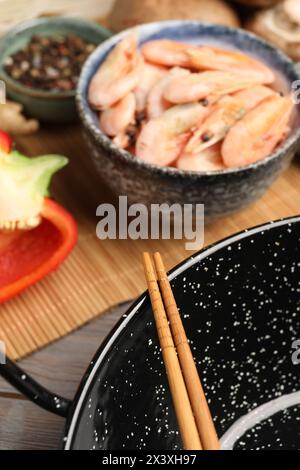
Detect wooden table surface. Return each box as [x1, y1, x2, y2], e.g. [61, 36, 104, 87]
[0, 302, 131, 450]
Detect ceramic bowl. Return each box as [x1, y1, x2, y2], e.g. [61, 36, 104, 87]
[77, 21, 300, 219]
[0, 17, 111, 122]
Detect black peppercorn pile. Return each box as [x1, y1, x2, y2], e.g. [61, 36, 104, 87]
[4, 34, 97, 92]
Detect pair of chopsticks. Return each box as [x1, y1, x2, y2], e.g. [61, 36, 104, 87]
[143, 252, 220, 451]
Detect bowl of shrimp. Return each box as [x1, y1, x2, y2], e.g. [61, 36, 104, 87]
[77, 21, 300, 219]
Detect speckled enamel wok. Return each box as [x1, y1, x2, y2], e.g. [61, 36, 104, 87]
[0, 216, 299, 450]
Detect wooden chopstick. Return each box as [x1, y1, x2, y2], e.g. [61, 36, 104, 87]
[153, 252, 221, 450]
[142, 253, 202, 451]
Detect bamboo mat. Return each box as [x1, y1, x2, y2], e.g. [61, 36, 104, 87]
[0, 123, 300, 360]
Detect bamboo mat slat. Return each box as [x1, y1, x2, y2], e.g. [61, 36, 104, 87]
[0, 122, 299, 360]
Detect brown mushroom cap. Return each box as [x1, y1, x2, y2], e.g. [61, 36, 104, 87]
[246, 0, 300, 61]
[108, 0, 240, 33]
[232, 0, 283, 7]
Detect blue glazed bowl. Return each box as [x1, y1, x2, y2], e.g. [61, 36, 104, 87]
[0, 17, 111, 122]
[77, 21, 300, 219]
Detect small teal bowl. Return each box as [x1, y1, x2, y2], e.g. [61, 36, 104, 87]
[0, 17, 111, 122]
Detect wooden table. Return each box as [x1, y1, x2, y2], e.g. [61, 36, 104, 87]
[0, 302, 131, 450]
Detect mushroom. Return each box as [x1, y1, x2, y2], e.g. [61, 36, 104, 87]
[246, 0, 300, 61]
[108, 0, 240, 33]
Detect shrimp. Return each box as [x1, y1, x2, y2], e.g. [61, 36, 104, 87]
[176, 143, 225, 172]
[141, 40, 192, 68]
[88, 33, 141, 110]
[185, 96, 245, 153]
[222, 95, 294, 168]
[163, 71, 267, 105]
[185, 86, 276, 153]
[147, 67, 189, 119]
[232, 85, 276, 108]
[141, 41, 274, 84]
[136, 103, 210, 166]
[134, 62, 167, 112]
[99, 93, 136, 137]
[187, 46, 274, 84]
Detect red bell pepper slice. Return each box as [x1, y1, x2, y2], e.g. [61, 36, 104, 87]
[0, 135, 77, 303]
[0, 130, 12, 153]
[0, 198, 77, 303]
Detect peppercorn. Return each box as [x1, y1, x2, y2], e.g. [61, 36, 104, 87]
[4, 34, 97, 92]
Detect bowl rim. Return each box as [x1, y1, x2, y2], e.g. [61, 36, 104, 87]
[0, 16, 112, 100]
[77, 20, 300, 179]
